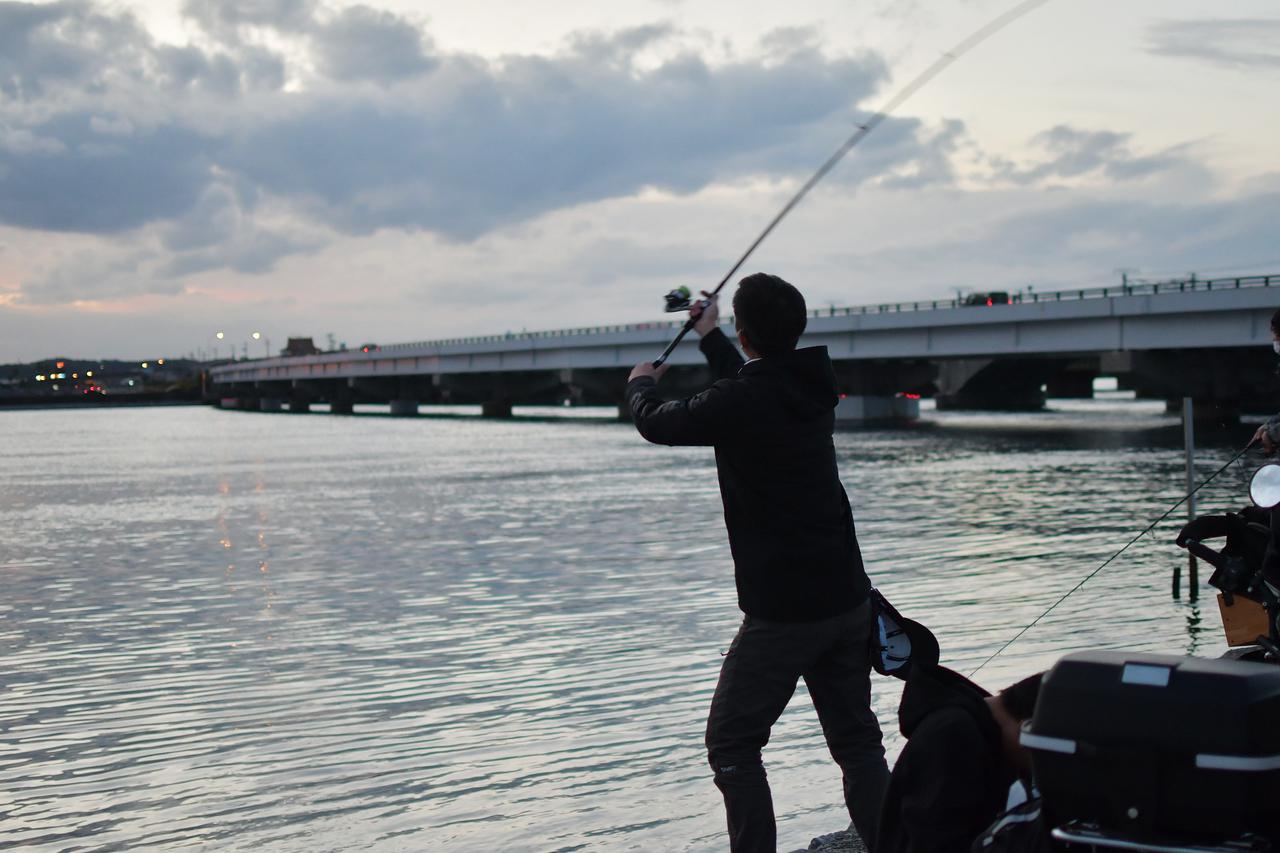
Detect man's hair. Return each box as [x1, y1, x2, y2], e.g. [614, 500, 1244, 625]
[732, 273, 807, 356]
[997, 672, 1043, 721]
[1270, 309, 1280, 335]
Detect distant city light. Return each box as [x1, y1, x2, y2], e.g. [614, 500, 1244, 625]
[157, 358, 165, 365]
[86, 371, 93, 378]
[251, 332, 261, 340]
[35, 374, 46, 381]
[215, 331, 225, 340]
[141, 362, 149, 368]
[71, 373, 78, 379]
[55, 361, 65, 369]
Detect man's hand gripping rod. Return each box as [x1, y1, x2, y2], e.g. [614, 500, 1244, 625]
[649, 0, 1051, 369]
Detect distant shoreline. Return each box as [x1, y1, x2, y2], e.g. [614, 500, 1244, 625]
[0, 396, 207, 412]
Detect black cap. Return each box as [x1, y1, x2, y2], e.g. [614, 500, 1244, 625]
[870, 589, 941, 680]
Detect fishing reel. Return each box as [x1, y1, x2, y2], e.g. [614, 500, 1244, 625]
[663, 286, 693, 313]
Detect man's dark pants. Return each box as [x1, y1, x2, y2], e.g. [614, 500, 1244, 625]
[706, 599, 889, 852]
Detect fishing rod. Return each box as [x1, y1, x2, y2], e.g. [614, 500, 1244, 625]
[967, 439, 1259, 679]
[650, 0, 1053, 367]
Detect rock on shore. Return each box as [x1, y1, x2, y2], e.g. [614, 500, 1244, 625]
[789, 825, 866, 853]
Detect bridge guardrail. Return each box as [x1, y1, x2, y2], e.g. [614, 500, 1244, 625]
[374, 273, 1275, 354]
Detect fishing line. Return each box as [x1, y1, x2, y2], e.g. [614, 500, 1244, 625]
[651, 0, 1054, 367]
[967, 441, 1258, 679]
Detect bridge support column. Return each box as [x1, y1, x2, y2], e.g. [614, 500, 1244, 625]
[834, 395, 919, 425]
[935, 358, 1046, 411]
[936, 389, 1045, 411]
[1165, 398, 1240, 427]
[1045, 372, 1096, 399]
[482, 399, 513, 418]
[218, 397, 240, 409]
[329, 399, 354, 415]
[390, 399, 419, 416]
[288, 380, 315, 414]
[259, 397, 284, 413]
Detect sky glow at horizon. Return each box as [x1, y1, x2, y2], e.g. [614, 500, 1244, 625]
[0, 0, 1277, 361]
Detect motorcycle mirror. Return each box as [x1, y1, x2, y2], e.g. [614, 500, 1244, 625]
[1250, 463, 1280, 508]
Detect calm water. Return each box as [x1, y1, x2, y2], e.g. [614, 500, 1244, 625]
[0, 401, 1259, 851]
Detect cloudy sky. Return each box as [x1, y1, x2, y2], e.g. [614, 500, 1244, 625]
[1, 0, 1277, 361]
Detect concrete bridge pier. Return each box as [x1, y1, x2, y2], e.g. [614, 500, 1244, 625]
[287, 380, 314, 413]
[326, 378, 357, 414]
[1045, 368, 1097, 399]
[1104, 351, 1259, 426]
[1165, 398, 1240, 427]
[935, 358, 1049, 411]
[482, 398, 513, 418]
[829, 360, 932, 423]
[390, 399, 419, 416]
[834, 396, 920, 425]
[259, 397, 284, 413]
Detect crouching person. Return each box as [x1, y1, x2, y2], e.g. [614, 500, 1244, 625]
[876, 668, 1042, 853]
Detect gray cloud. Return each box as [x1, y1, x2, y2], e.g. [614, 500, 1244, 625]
[847, 189, 1280, 296]
[879, 118, 965, 189]
[564, 23, 677, 66]
[0, 3, 926, 243]
[0, 0, 1019, 307]
[180, 0, 317, 40]
[311, 5, 436, 83]
[0, 113, 216, 233]
[1147, 18, 1280, 69]
[999, 191, 1280, 274]
[158, 227, 320, 277]
[19, 245, 168, 304]
[223, 44, 904, 239]
[990, 125, 1183, 185]
[0, 0, 150, 99]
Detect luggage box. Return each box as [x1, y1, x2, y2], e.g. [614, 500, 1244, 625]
[1022, 651, 1280, 843]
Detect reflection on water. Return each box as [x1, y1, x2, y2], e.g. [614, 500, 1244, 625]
[0, 401, 1258, 850]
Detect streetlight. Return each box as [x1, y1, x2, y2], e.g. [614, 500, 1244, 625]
[212, 330, 226, 361]
[251, 331, 269, 358]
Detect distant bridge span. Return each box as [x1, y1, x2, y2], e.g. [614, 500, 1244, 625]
[209, 275, 1280, 418]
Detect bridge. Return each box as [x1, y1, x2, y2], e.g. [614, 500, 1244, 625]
[208, 274, 1280, 421]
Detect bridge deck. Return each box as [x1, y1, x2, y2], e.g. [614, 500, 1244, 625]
[210, 274, 1280, 385]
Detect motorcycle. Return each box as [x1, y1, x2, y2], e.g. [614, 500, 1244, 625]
[1008, 464, 1280, 853]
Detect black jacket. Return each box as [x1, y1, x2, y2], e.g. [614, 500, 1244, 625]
[625, 328, 870, 621]
[876, 667, 1013, 853]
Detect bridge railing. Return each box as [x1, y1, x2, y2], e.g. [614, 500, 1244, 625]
[373, 273, 1275, 354]
[806, 273, 1279, 316]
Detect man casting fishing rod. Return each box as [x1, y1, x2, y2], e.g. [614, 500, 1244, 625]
[625, 273, 889, 852]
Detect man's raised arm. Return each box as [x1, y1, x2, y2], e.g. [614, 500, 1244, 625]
[691, 293, 744, 380]
[623, 294, 741, 446]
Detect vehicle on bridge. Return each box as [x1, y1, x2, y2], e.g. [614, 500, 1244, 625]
[962, 290, 1012, 306]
